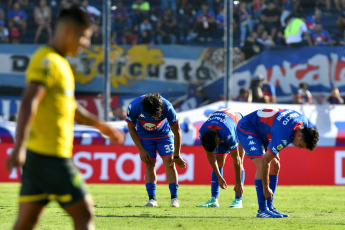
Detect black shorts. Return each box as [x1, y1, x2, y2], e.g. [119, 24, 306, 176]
[19, 149, 88, 207]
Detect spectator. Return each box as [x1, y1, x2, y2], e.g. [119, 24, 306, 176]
[297, 82, 313, 104]
[309, 22, 336, 46]
[216, 4, 225, 32]
[250, 75, 270, 103]
[281, 0, 296, 27]
[252, 0, 264, 20]
[9, 113, 18, 122]
[318, 0, 342, 14]
[240, 32, 264, 61]
[0, 20, 9, 43]
[8, 0, 28, 10]
[234, 88, 252, 102]
[336, 9, 345, 37]
[258, 0, 281, 40]
[33, 0, 52, 44]
[140, 29, 155, 45]
[139, 17, 153, 33]
[131, 0, 150, 27]
[325, 87, 344, 104]
[160, 0, 177, 13]
[292, 90, 301, 104]
[8, 1, 27, 42]
[238, 2, 254, 47]
[121, 27, 139, 45]
[91, 24, 102, 44]
[306, 8, 323, 31]
[111, 107, 126, 121]
[195, 3, 217, 41]
[284, 15, 313, 47]
[156, 7, 177, 44]
[261, 76, 277, 103]
[257, 30, 275, 47]
[111, 0, 131, 36]
[80, 0, 101, 25]
[176, 8, 192, 43]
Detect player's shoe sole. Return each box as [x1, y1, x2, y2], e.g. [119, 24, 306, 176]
[198, 198, 219, 208]
[229, 199, 243, 208]
[145, 199, 158, 207]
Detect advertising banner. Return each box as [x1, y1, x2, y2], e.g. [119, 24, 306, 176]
[1, 144, 344, 185]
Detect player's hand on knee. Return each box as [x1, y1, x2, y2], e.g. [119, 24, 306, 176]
[139, 150, 151, 165]
[218, 177, 227, 189]
[172, 157, 187, 169]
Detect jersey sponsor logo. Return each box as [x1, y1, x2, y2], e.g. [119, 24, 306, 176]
[282, 140, 288, 146]
[250, 146, 258, 151]
[272, 147, 278, 154]
[277, 144, 283, 150]
[247, 135, 253, 139]
[139, 114, 145, 118]
[230, 144, 237, 150]
[143, 122, 157, 131]
[249, 140, 256, 145]
[227, 135, 232, 140]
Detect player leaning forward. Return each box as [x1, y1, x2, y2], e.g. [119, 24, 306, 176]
[237, 108, 319, 218]
[198, 108, 245, 208]
[126, 93, 187, 207]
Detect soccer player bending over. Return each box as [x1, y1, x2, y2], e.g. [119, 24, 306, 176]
[237, 108, 319, 218]
[198, 109, 245, 208]
[126, 93, 187, 207]
[6, 5, 124, 230]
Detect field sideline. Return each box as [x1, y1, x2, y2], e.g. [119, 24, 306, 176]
[0, 183, 344, 229]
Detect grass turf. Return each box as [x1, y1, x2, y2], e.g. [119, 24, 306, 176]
[0, 183, 344, 229]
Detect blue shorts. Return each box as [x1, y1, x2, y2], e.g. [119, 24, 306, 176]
[236, 121, 266, 159]
[140, 135, 174, 159]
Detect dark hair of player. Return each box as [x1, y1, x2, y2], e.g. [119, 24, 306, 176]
[141, 93, 164, 119]
[57, 4, 93, 28]
[301, 127, 319, 150]
[201, 131, 218, 152]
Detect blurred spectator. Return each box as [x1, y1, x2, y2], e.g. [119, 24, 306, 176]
[252, 0, 264, 20]
[176, 8, 192, 43]
[216, 4, 225, 32]
[80, 0, 101, 25]
[140, 29, 155, 45]
[309, 22, 336, 46]
[336, 9, 345, 37]
[238, 2, 254, 46]
[121, 27, 139, 45]
[8, 1, 27, 43]
[306, 8, 323, 31]
[257, 30, 275, 47]
[284, 15, 313, 47]
[156, 7, 177, 44]
[292, 90, 301, 104]
[234, 88, 252, 102]
[280, 0, 296, 27]
[258, 0, 280, 40]
[297, 82, 313, 104]
[195, 3, 217, 41]
[33, 0, 52, 44]
[91, 24, 102, 44]
[240, 32, 264, 61]
[0, 20, 9, 43]
[131, 0, 150, 27]
[250, 75, 270, 103]
[9, 113, 18, 122]
[160, 0, 177, 13]
[139, 17, 153, 33]
[261, 76, 277, 103]
[8, 0, 28, 10]
[111, 107, 126, 121]
[111, 0, 132, 36]
[325, 87, 344, 104]
[318, 0, 342, 14]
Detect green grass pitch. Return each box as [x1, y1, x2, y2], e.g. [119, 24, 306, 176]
[1, 183, 345, 229]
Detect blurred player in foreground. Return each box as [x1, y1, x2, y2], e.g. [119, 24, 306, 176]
[6, 5, 124, 230]
[237, 108, 319, 218]
[126, 93, 187, 207]
[198, 108, 245, 208]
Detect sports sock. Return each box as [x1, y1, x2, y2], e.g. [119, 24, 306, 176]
[146, 183, 156, 201]
[267, 175, 278, 209]
[255, 179, 267, 211]
[211, 167, 223, 198]
[235, 169, 245, 200]
[169, 183, 179, 199]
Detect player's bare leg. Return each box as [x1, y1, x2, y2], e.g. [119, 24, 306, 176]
[162, 156, 180, 207]
[63, 194, 95, 230]
[13, 202, 45, 230]
[144, 159, 158, 207]
[229, 145, 245, 208]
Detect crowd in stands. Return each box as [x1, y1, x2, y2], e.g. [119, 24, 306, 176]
[0, 0, 344, 47]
